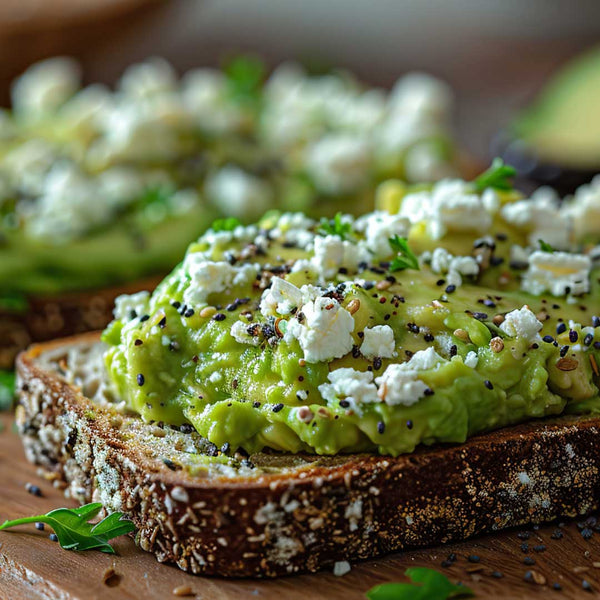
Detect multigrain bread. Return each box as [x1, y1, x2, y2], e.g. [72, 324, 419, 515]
[14, 333, 600, 578]
[0, 277, 161, 370]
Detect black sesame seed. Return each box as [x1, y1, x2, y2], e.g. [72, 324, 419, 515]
[171, 301, 181, 309]
[424, 333, 434, 342]
[158, 316, 167, 328]
[136, 373, 145, 386]
[272, 403, 284, 413]
[556, 322, 567, 334]
[491, 571, 504, 579]
[533, 544, 546, 552]
[560, 345, 569, 357]
[441, 560, 452, 568]
[407, 323, 420, 334]
[436, 279, 445, 286]
[35, 522, 45, 530]
[581, 527, 594, 540]
[162, 458, 180, 471]
[447, 553, 456, 562]
[517, 531, 531, 540]
[569, 329, 579, 343]
[523, 556, 535, 566]
[424, 388, 435, 396]
[339, 400, 350, 408]
[213, 313, 226, 321]
[483, 299, 496, 308]
[226, 303, 238, 312]
[140, 315, 150, 322]
[221, 442, 230, 454]
[584, 333, 594, 346]
[473, 312, 488, 321]
[25, 483, 42, 497]
[582, 580, 593, 591]
[445, 284, 456, 294]
[490, 256, 504, 266]
[594, 342, 600, 350]
[184, 308, 195, 318]
[552, 582, 562, 591]
[520, 542, 529, 553]
[484, 380, 493, 390]
[450, 345, 458, 357]
[373, 357, 383, 371]
[49, 533, 58, 542]
[542, 335, 554, 343]
[593, 316, 600, 328]
[377, 421, 385, 434]
[551, 528, 563, 539]
[134, 338, 143, 346]
[406, 420, 413, 430]
[179, 423, 194, 434]
[467, 555, 480, 563]
[524, 571, 534, 583]
[253, 401, 261, 408]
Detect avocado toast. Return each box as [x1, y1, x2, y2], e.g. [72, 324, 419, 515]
[1, 56, 458, 368]
[14, 165, 600, 576]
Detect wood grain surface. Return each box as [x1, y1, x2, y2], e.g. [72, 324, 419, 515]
[0, 413, 599, 600]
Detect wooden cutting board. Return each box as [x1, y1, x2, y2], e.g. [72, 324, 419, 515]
[0, 413, 599, 600]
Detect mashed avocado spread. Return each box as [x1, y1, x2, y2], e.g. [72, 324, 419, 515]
[102, 164, 600, 457]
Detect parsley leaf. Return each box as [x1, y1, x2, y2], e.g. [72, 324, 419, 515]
[389, 235, 420, 271]
[473, 158, 516, 193]
[318, 212, 352, 240]
[367, 568, 474, 600]
[538, 239, 555, 253]
[211, 217, 242, 232]
[0, 503, 135, 553]
[0, 370, 15, 411]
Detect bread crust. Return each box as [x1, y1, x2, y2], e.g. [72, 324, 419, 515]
[14, 334, 600, 577]
[0, 277, 162, 369]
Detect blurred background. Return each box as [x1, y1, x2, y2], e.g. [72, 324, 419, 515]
[1, 0, 599, 160]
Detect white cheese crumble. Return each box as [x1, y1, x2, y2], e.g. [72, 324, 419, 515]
[305, 133, 372, 195]
[375, 347, 445, 406]
[353, 211, 410, 258]
[333, 561, 352, 577]
[182, 255, 258, 305]
[399, 179, 493, 240]
[360, 325, 396, 359]
[566, 176, 600, 239]
[230, 321, 261, 346]
[429, 247, 479, 287]
[521, 251, 591, 298]
[286, 297, 355, 363]
[205, 166, 273, 220]
[311, 234, 369, 280]
[499, 306, 543, 343]
[318, 368, 378, 412]
[113, 291, 150, 321]
[464, 351, 479, 368]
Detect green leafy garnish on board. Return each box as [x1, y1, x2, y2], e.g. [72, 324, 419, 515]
[389, 235, 420, 272]
[211, 217, 243, 232]
[224, 55, 266, 104]
[0, 291, 28, 313]
[473, 158, 516, 193]
[0, 371, 15, 411]
[318, 212, 352, 240]
[0, 502, 135, 554]
[366, 568, 474, 600]
[538, 239, 556, 253]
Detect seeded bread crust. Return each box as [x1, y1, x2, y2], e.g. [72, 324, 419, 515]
[0, 278, 162, 369]
[14, 334, 600, 578]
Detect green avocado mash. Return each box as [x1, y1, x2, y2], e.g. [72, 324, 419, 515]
[102, 166, 600, 457]
[0, 56, 457, 298]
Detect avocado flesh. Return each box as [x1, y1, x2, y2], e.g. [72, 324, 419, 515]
[513, 46, 600, 169]
[102, 208, 600, 457]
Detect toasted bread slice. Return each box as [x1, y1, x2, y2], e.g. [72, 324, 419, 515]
[0, 277, 162, 370]
[14, 333, 600, 577]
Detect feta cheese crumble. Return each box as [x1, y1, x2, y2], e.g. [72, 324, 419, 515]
[360, 325, 396, 359]
[375, 347, 445, 406]
[286, 297, 355, 363]
[429, 247, 479, 287]
[113, 291, 150, 321]
[318, 368, 378, 412]
[499, 306, 543, 343]
[521, 251, 591, 298]
[230, 320, 261, 346]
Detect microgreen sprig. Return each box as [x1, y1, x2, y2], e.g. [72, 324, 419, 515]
[210, 217, 242, 232]
[366, 567, 474, 600]
[0, 503, 135, 554]
[473, 158, 516, 193]
[318, 212, 353, 240]
[538, 239, 556, 253]
[388, 235, 420, 272]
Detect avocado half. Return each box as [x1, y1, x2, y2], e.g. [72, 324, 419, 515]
[495, 45, 600, 194]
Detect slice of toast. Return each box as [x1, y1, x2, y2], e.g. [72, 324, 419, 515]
[14, 333, 600, 578]
[0, 277, 162, 370]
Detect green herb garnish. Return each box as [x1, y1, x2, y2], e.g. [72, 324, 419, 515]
[366, 568, 474, 600]
[0, 502, 135, 553]
[473, 158, 516, 193]
[318, 212, 352, 240]
[0, 291, 29, 313]
[224, 55, 265, 104]
[389, 235, 420, 271]
[211, 217, 242, 232]
[538, 239, 556, 253]
[0, 370, 15, 411]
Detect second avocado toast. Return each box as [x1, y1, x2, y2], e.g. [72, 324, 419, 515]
[15, 164, 600, 576]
